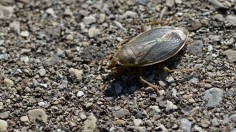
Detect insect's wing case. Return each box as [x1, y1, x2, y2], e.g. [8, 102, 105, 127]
[119, 27, 188, 66]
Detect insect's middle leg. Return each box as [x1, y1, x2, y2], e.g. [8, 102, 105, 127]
[138, 68, 160, 95]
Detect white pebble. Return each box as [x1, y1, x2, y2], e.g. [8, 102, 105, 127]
[38, 102, 46, 106]
[208, 45, 213, 52]
[77, 91, 84, 97]
[46, 8, 56, 18]
[20, 31, 29, 37]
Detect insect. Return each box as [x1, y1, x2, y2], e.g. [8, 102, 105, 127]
[107, 26, 190, 94]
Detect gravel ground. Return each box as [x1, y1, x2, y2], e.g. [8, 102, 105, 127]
[0, 0, 236, 131]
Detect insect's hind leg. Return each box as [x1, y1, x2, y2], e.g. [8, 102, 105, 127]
[163, 67, 195, 72]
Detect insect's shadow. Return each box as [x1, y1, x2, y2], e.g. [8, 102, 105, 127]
[103, 50, 192, 99]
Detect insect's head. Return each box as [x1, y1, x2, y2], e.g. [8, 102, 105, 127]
[107, 56, 122, 69]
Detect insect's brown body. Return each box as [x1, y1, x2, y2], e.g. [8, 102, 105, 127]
[108, 26, 188, 69]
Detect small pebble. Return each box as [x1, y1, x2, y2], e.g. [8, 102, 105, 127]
[46, 8, 56, 18]
[20, 116, 29, 122]
[38, 102, 46, 106]
[66, 34, 74, 41]
[28, 109, 47, 122]
[166, 76, 175, 83]
[0, 5, 13, 19]
[226, 88, 235, 96]
[99, 13, 106, 23]
[155, 124, 168, 132]
[208, 45, 213, 52]
[83, 114, 97, 132]
[77, 91, 84, 97]
[0, 111, 9, 119]
[187, 40, 204, 56]
[56, 48, 65, 57]
[133, 118, 142, 126]
[0, 102, 3, 110]
[38, 68, 46, 76]
[226, 15, 236, 26]
[193, 125, 203, 132]
[10, 21, 20, 34]
[211, 14, 224, 21]
[0, 119, 7, 131]
[172, 88, 177, 98]
[201, 119, 211, 128]
[136, 0, 148, 5]
[79, 113, 87, 120]
[158, 80, 166, 87]
[43, 55, 60, 66]
[121, 11, 137, 19]
[0, 54, 9, 60]
[64, 8, 73, 17]
[192, 20, 202, 30]
[166, 100, 178, 112]
[113, 119, 126, 126]
[194, 64, 203, 69]
[88, 26, 100, 38]
[166, 0, 175, 7]
[21, 56, 29, 63]
[209, 35, 221, 42]
[20, 31, 29, 37]
[204, 88, 224, 108]
[180, 118, 191, 132]
[69, 68, 83, 81]
[149, 106, 161, 114]
[230, 114, 236, 123]
[86, 103, 93, 108]
[189, 77, 199, 85]
[113, 108, 129, 118]
[4, 78, 14, 86]
[211, 117, 219, 126]
[83, 15, 96, 25]
[175, 0, 182, 4]
[224, 49, 236, 62]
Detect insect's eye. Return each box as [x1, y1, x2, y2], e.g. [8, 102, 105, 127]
[115, 61, 122, 67]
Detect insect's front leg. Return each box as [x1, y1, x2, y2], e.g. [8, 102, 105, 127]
[99, 54, 112, 67]
[117, 38, 129, 47]
[101, 38, 129, 68]
[141, 16, 178, 32]
[147, 16, 178, 27]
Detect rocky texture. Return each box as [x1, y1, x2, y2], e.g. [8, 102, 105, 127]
[0, 0, 235, 131]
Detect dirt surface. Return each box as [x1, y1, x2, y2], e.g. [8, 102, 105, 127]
[0, 0, 236, 131]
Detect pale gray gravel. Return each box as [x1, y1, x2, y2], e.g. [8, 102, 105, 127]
[0, 0, 235, 131]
